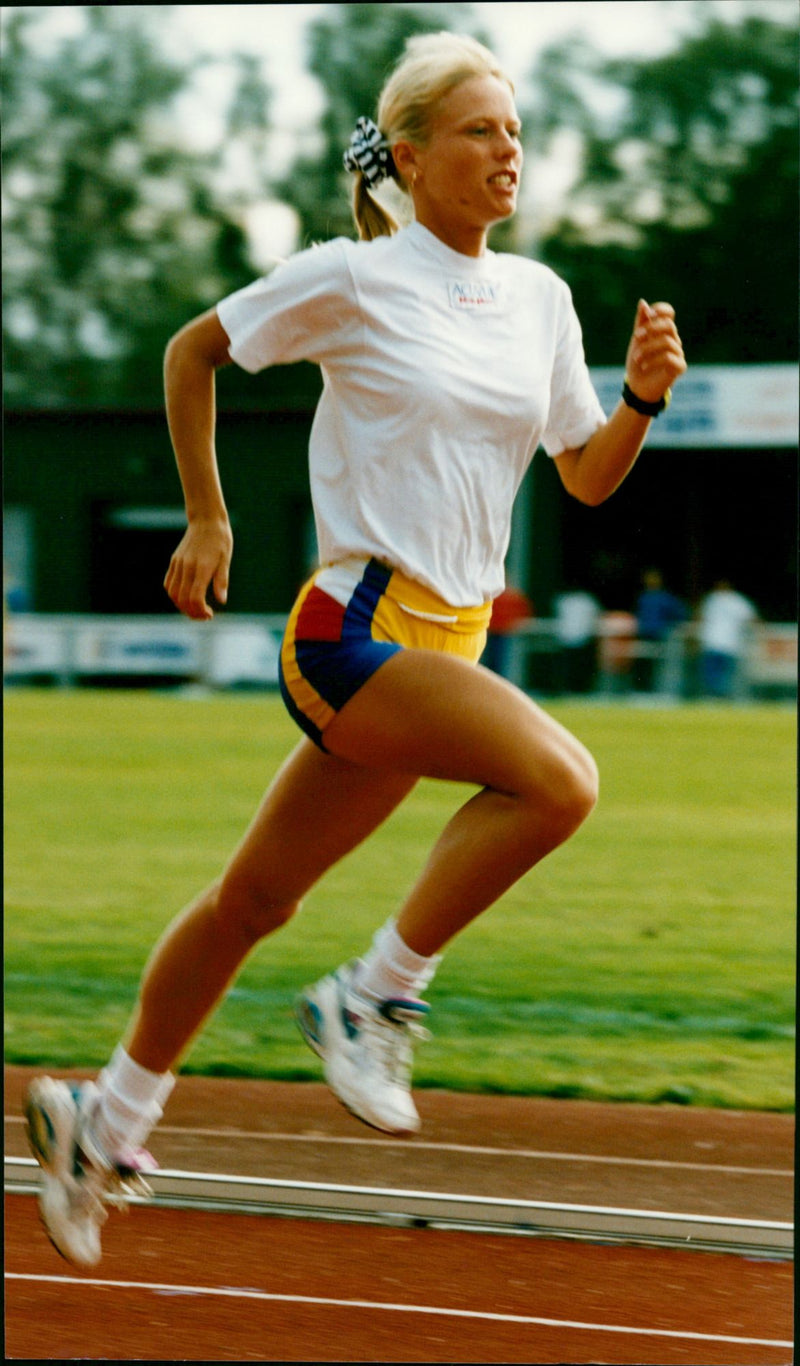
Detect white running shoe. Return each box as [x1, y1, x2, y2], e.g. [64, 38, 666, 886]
[24, 1076, 156, 1267]
[295, 962, 430, 1135]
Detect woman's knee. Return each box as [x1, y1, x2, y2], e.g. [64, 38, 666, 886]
[215, 867, 301, 943]
[574, 741, 600, 810]
[520, 738, 599, 846]
[564, 746, 599, 826]
[553, 745, 598, 836]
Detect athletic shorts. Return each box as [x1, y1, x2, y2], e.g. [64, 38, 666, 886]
[279, 557, 492, 750]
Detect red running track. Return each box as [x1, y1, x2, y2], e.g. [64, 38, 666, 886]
[5, 1196, 793, 1363]
[4, 1069, 793, 1363]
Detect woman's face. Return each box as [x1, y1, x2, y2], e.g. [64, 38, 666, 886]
[398, 74, 523, 256]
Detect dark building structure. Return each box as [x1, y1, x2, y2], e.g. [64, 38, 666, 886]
[4, 365, 797, 625]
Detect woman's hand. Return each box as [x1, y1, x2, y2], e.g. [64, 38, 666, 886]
[624, 299, 687, 403]
[164, 516, 233, 620]
[554, 299, 687, 506]
[162, 308, 234, 619]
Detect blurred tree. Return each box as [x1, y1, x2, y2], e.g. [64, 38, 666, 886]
[2, 5, 272, 407]
[277, 1, 490, 245]
[524, 11, 799, 363]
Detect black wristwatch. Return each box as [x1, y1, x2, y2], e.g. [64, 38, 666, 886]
[621, 378, 672, 417]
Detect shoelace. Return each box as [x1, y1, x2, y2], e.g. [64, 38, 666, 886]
[75, 1143, 156, 1212]
[361, 1012, 430, 1086]
[103, 1168, 154, 1210]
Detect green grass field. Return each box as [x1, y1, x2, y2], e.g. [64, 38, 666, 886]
[4, 688, 796, 1110]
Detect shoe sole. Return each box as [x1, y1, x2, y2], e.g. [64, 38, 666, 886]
[24, 1079, 104, 1267]
[294, 994, 326, 1060]
[25, 1078, 77, 1177]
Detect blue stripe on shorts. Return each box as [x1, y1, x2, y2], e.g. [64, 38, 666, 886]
[279, 558, 403, 750]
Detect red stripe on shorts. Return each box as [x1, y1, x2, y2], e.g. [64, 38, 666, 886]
[294, 585, 347, 642]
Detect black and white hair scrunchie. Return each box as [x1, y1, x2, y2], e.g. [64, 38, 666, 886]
[343, 116, 393, 187]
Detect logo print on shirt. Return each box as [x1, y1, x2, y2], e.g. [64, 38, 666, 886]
[448, 280, 499, 311]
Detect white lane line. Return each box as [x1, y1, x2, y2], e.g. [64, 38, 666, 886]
[155, 1129, 793, 1176]
[6, 1115, 789, 1177]
[5, 1272, 792, 1349]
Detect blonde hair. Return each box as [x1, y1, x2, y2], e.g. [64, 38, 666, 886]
[352, 31, 513, 242]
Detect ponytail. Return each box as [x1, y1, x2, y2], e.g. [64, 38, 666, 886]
[343, 117, 401, 241]
[351, 171, 400, 242]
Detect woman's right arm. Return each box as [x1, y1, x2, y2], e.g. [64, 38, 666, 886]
[163, 308, 235, 620]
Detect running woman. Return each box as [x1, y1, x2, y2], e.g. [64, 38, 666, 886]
[25, 31, 686, 1267]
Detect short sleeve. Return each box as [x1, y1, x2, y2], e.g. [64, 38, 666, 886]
[540, 282, 607, 456]
[216, 239, 357, 373]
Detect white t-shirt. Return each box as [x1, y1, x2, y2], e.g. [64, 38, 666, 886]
[699, 590, 757, 654]
[217, 221, 606, 606]
[553, 591, 601, 646]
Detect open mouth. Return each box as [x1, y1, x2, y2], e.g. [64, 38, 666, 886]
[488, 172, 517, 189]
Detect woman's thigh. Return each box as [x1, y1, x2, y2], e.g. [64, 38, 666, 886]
[222, 738, 419, 907]
[323, 649, 598, 806]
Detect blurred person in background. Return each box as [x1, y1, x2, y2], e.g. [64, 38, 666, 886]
[552, 583, 601, 694]
[483, 580, 534, 678]
[697, 577, 758, 698]
[25, 30, 686, 1267]
[633, 567, 687, 692]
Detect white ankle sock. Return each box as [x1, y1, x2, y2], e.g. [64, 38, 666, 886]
[357, 919, 441, 1003]
[92, 1045, 175, 1156]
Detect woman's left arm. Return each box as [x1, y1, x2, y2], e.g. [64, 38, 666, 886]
[554, 300, 687, 507]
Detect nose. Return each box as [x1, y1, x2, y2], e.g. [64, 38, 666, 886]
[498, 128, 520, 159]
